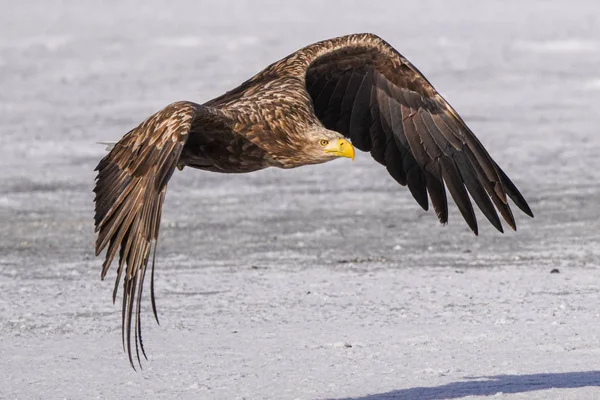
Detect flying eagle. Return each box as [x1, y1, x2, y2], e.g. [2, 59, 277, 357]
[93, 33, 533, 367]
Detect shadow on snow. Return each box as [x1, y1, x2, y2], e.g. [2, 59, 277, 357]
[333, 371, 600, 400]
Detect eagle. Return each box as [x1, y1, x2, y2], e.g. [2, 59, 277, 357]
[93, 33, 533, 368]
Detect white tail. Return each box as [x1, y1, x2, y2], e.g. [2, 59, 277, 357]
[97, 141, 117, 151]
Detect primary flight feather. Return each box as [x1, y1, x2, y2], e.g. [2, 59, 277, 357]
[93, 33, 533, 368]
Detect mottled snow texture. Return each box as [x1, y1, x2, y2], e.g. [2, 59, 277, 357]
[1, 1, 600, 399]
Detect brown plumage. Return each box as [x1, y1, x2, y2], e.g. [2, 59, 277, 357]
[93, 33, 533, 368]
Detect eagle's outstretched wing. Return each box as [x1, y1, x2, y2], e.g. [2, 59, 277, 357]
[93, 101, 233, 368]
[293, 33, 532, 233]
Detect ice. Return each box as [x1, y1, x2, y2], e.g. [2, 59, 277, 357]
[154, 36, 205, 48]
[1, 0, 600, 399]
[513, 39, 599, 54]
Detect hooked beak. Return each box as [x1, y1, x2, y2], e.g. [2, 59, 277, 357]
[324, 138, 355, 161]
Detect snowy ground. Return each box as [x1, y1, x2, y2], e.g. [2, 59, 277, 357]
[1, 1, 600, 399]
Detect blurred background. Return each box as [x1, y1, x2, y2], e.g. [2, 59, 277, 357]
[1, 1, 599, 399]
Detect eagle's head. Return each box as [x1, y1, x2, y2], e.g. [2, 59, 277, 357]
[301, 127, 355, 165]
[268, 126, 355, 168]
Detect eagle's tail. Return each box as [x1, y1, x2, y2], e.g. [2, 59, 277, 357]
[93, 101, 196, 369]
[96, 141, 117, 151]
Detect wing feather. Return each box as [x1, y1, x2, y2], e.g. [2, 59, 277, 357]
[368, 95, 387, 166]
[322, 72, 352, 128]
[439, 157, 478, 234]
[348, 71, 374, 151]
[337, 69, 366, 136]
[312, 77, 338, 118]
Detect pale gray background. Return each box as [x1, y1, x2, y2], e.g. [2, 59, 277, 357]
[1, 1, 600, 399]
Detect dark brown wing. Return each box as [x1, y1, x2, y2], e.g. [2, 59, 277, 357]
[299, 33, 532, 233]
[94, 101, 233, 368]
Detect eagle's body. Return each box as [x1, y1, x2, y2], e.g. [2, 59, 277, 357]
[93, 33, 533, 368]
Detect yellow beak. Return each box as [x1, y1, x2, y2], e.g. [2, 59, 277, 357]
[324, 138, 355, 161]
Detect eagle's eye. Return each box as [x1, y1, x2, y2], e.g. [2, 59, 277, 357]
[319, 139, 329, 147]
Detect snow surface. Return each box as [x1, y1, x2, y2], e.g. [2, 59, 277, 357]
[1, 0, 600, 399]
